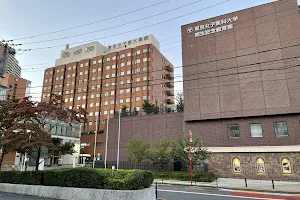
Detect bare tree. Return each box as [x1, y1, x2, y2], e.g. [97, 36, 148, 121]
[175, 91, 184, 112]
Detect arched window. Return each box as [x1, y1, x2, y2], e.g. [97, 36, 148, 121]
[232, 157, 241, 173]
[282, 157, 292, 174]
[256, 158, 265, 174]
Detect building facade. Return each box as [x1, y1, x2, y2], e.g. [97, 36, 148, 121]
[1, 73, 31, 100]
[106, 0, 300, 181]
[0, 43, 21, 77]
[41, 35, 174, 131]
[180, 0, 300, 180]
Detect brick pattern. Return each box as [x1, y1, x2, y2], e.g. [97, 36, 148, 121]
[181, 0, 300, 121]
[209, 152, 300, 181]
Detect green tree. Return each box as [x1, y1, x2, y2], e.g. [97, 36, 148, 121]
[172, 137, 208, 169]
[121, 105, 128, 117]
[148, 138, 172, 170]
[142, 100, 159, 115]
[125, 137, 149, 167]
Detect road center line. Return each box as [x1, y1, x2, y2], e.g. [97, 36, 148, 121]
[158, 189, 283, 200]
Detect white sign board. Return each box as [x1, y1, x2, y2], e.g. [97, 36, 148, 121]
[187, 16, 238, 38]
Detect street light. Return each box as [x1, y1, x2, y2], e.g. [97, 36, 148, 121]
[183, 130, 200, 186]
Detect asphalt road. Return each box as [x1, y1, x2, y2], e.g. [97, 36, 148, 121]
[157, 185, 297, 200]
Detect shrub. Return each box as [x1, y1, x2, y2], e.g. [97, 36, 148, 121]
[151, 170, 216, 182]
[105, 170, 154, 190]
[0, 171, 44, 185]
[0, 168, 154, 190]
[44, 168, 107, 189]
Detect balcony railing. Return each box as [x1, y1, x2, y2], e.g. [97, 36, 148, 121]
[165, 90, 174, 96]
[164, 65, 174, 72]
[165, 99, 174, 104]
[165, 81, 174, 88]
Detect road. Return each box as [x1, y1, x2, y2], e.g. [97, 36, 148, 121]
[1, 186, 299, 200]
[157, 185, 300, 200]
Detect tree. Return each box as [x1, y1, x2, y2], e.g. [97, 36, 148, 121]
[121, 105, 128, 117]
[9, 95, 86, 170]
[147, 138, 172, 170]
[0, 99, 19, 170]
[125, 137, 149, 167]
[142, 100, 159, 115]
[172, 137, 208, 169]
[175, 91, 184, 112]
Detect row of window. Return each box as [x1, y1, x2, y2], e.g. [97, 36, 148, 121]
[64, 96, 148, 105]
[233, 157, 292, 174]
[45, 69, 151, 83]
[228, 122, 288, 138]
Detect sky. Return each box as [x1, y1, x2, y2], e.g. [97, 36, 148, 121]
[0, 0, 274, 101]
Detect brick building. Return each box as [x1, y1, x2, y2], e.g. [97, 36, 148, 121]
[41, 35, 174, 133]
[106, 0, 300, 181]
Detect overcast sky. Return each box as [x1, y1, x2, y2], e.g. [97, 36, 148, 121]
[0, 0, 274, 101]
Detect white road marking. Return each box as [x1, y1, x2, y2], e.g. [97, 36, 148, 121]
[158, 189, 284, 200]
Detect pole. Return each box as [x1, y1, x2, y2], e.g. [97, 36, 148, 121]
[104, 114, 109, 169]
[190, 152, 193, 186]
[92, 115, 99, 168]
[79, 123, 82, 164]
[117, 109, 121, 170]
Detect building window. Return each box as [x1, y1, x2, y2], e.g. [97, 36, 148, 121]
[89, 121, 93, 126]
[109, 110, 114, 114]
[127, 61, 131, 66]
[126, 98, 130, 103]
[274, 122, 288, 137]
[92, 60, 97, 65]
[90, 103, 94, 107]
[92, 69, 96, 73]
[143, 66, 148, 71]
[120, 99, 124, 104]
[232, 157, 241, 173]
[121, 62, 125, 67]
[106, 74, 110, 79]
[136, 87, 140, 92]
[282, 157, 292, 174]
[110, 100, 114, 105]
[136, 78, 140, 82]
[77, 96, 81, 100]
[67, 74, 70, 78]
[91, 94, 94, 98]
[250, 123, 263, 138]
[65, 99, 68, 102]
[104, 110, 108, 115]
[126, 88, 130, 93]
[104, 101, 108, 105]
[135, 68, 140, 73]
[127, 70, 131, 75]
[143, 76, 147, 81]
[120, 54, 125, 58]
[136, 59, 140, 64]
[112, 56, 116, 60]
[136, 50, 141, 55]
[111, 91, 115, 95]
[82, 104, 85, 108]
[106, 57, 110, 62]
[228, 125, 240, 138]
[98, 59, 102, 63]
[84, 70, 88, 74]
[104, 92, 108, 96]
[79, 72, 83, 76]
[126, 80, 130, 84]
[143, 57, 148, 62]
[136, 97, 140, 102]
[143, 86, 147, 90]
[120, 89, 124, 94]
[120, 81, 124, 85]
[127, 52, 131, 57]
[89, 112, 93, 117]
[256, 158, 265, 174]
[96, 102, 99, 106]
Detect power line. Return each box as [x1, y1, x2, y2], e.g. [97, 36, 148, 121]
[18, 0, 231, 51]
[18, 0, 205, 46]
[18, 5, 297, 71]
[9, 62, 300, 100]
[7, 54, 300, 92]
[6, 0, 171, 41]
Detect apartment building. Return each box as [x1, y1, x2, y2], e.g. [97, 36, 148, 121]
[42, 35, 174, 131]
[1, 73, 31, 100]
[0, 44, 21, 77]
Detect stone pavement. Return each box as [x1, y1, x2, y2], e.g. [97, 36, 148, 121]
[154, 178, 300, 193]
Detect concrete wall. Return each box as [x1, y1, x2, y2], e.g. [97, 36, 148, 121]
[0, 183, 155, 200]
[106, 112, 184, 161]
[181, 0, 300, 121]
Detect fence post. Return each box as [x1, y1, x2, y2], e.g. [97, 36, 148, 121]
[155, 182, 158, 199]
[272, 180, 274, 189]
[245, 178, 247, 187]
[216, 177, 219, 188]
[161, 174, 163, 184]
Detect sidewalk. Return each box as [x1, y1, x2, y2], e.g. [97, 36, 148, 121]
[154, 178, 300, 193]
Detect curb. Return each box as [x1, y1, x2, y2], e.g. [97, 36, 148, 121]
[154, 182, 300, 195]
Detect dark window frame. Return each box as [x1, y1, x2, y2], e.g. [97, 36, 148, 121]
[274, 121, 288, 137]
[228, 124, 240, 139]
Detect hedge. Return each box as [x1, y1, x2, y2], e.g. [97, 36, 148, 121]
[151, 170, 216, 182]
[0, 168, 154, 190]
